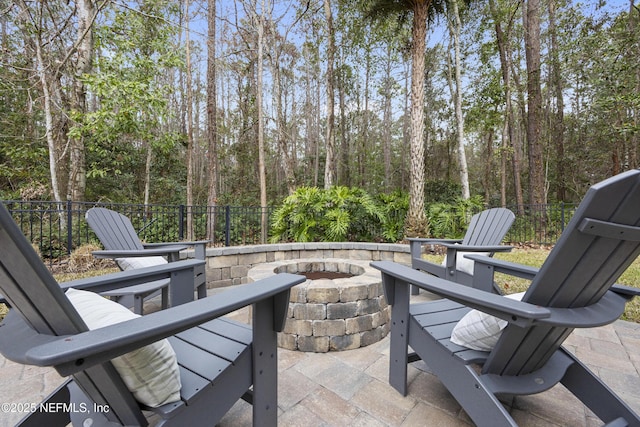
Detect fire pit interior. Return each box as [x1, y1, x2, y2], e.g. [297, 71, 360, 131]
[299, 271, 354, 280]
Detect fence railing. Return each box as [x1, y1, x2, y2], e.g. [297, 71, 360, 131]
[3, 201, 273, 265]
[502, 202, 578, 246]
[2, 200, 578, 266]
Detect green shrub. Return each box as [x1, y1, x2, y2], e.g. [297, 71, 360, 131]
[427, 196, 484, 238]
[269, 186, 385, 242]
[376, 190, 408, 242]
[271, 186, 489, 243]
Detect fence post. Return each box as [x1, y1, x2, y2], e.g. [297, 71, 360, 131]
[179, 205, 185, 240]
[66, 200, 73, 256]
[225, 206, 231, 246]
[560, 202, 565, 233]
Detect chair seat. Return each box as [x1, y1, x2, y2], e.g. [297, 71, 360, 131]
[61, 316, 260, 426]
[410, 300, 489, 365]
[409, 298, 599, 399]
[53, 315, 272, 427]
[150, 318, 254, 423]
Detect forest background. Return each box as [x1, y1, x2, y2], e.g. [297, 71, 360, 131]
[1, 0, 638, 241]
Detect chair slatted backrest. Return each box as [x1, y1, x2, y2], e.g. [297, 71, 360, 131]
[462, 208, 515, 247]
[0, 205, 86, 335]
[0, 204, 146, 425]
[484, 170, 640, 376]
[86, 207, 145, 251]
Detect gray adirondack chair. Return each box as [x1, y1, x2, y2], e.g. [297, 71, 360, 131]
[409, 207, 515, 294]
[0, 202, 305, 426]
[86, 207, 209, 313]
[372, 169, 640, 426]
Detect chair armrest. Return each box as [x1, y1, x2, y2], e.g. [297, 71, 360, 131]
[440, 243, 513, 253]
[407, 237, 462, 244]
[372, 261, 629, 330]
[92, 246, 188, 259]
[25, 273, 306, 376]
[371, 261, 550, 326]
[611, 283, 640, 297]
[536, 291, 628, 328]
[59, 259, 204, 294]
[2, 261, 200, 306]
[143, 240, 209, 260]
[463, 254, 539, 280]
[143, 240, 210, 248]
[408, 238, 463, 260]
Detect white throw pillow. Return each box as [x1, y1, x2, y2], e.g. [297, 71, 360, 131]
[441, 251, 490, 275]
[450, 292, 526, 351]
[116, 256, 167, 271]
[66, 288, 181, 407]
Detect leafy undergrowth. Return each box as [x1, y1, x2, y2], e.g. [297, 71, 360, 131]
[424, 248, 640, 323]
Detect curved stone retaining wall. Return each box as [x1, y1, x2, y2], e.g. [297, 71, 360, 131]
[203, 242, 411, 289]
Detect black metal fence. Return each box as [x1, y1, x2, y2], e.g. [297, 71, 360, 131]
[502, 203, 578, 246]
[2, 200, 578, 266]
[3, 201, 273, 264]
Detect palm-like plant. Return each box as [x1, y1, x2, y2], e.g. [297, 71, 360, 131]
[269, 186, 385, 242]
[428, 196, 484, 238]
[377, 190, 409, 242]
[363, 0, 445, 238]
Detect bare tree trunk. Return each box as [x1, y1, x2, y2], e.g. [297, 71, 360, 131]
[143, 141, 152, 210]
[360, 47, 371, 187]
[402, 61, 410, 190]
[338, 64, 350, 186]
[256, 0, 268, 242]
[35, 41, 64, 205]
[548, 0, 565, 201]
[314, 60, 321, 186]
[323, 0, 336, 188]
[303, 46, 315, 185]
[484, 129, 494, 202]
[19, 0, 65, 205]
[524, 0, 546, 242]
[67, 0, 94, 202]
[500, 118, 508, 207]
[290, 71, 299, 177]
[382, 44, 393, 190]
[268, 19, 297, 194]
[524, 0, 545, 206]
[184, 0, 195, 240]
[206, 0, 218, 242]
[447, 0, 470, 200]
[303, 21, 321, 187]
[405, 1, 430, 237]
[511, 66, 527, 212]
[490, 0, 524, 213]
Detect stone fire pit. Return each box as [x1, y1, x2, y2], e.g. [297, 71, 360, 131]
[247, 258, 389, 352]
